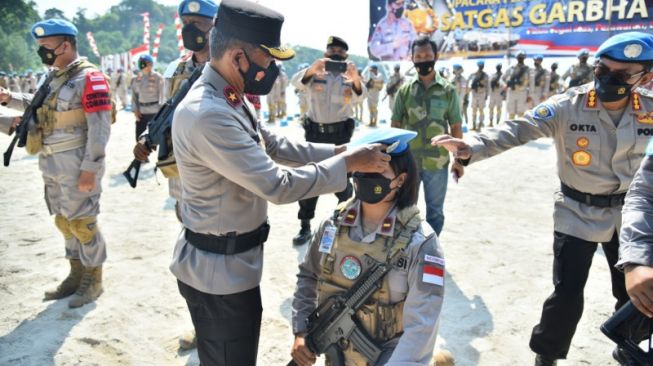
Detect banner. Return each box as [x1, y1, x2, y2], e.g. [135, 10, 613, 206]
[368, 0, 653, 60]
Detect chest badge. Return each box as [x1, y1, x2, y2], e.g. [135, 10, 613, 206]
[572, 150, 592, 166]
[340, 255, 362, 280]
[576, 137, 590, 149]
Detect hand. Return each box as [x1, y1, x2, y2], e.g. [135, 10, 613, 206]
[291, 336, 316, 366]
[306, 59, 327, 79]
[343, 62, 361, 84]
[78, 170, 97, 193]
[451, 161, 464, 181]
[0, 87, 11, 103]
[133, 142, 152, 161]
[344, 143, 391, 173]
[625, 265, 653, 317]
[134, 111, 142, 120]
[431, 135, 472, 160]
[8, 116, 21, 135]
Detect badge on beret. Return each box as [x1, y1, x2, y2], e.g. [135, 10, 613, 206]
[223, 86, 241, 109]
[34, 27, 45, 36]
[624, 44, 643, 59]
[533, 103, 555, 122]
[188, 1, 201, 12]
[340, 256, 362, 280]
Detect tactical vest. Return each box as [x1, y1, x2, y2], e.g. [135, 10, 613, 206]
[317, 202, 421, 366]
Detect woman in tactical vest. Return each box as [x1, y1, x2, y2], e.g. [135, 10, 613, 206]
[290, 129, 446, 366]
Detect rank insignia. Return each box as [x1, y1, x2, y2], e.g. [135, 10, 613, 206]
[344, 209, 357, 225]
[223, 86, 241, 109]
[586, 89, 598, 109]
[340, 256, 362, 280]
[633, 93, 642, 111]
[576, 137, 590, 149]
[533, 103, 555, 121]
[572, 150, 592, 166]
[381, 217, 393, 234]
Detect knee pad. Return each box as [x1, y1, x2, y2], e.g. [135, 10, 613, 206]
[69, 217, 98, 245]
[54, 215, 74, 240]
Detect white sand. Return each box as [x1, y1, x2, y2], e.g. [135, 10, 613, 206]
[0, 103, 620, 365]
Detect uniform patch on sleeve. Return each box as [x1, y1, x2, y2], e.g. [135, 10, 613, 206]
[422, 264, 444, 286]
[82, 71, 112, 113]
[532, 103, 555, 122]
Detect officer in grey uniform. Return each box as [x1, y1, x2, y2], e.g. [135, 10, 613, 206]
[432, 32, 653, 366]
[488, 64, 504, 127]
[529, 55, 550, 108]
[369, 0, 417, 61]
[366, 64, 385, 127]
[503, 51, 530, 119]
[111, 68, 128, 109]
[169, 1, 390, 365]
[451, 64, 467, 114]
[563, 49, 593, 89]
[387, 64, 404, 111]
[8, 72, 21, 93]
[291, 35, 367, 246]
[548, 63, 562, 98]
[0, 19, 112, 309]
[131, 54, 164, 141]
[21, 70, 37, 94]
[469, 60, 489, 131]
[291, 129, 444, 366]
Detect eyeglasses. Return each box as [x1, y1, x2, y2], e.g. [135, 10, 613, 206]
[594, 62, 646, 84]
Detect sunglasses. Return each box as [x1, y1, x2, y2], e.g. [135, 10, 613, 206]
[594, 62, 646, 84]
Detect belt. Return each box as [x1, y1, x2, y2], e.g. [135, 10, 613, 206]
[307, 119, 351, 134]
[139, 101, 159, 107]
[185, 221, 270, 255]
[42, 137, 87, 156]
[560, 182, 625, 208]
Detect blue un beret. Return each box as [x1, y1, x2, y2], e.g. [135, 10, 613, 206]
[596, 32, 653, 63]
[477, 60, 485, 66]
[349, 128, 417, 156]
[178, 0, 219, 19]
[139, 54, 154, 64]
[31, 19, 78, 39]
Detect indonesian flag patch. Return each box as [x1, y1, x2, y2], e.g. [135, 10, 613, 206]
[82, 71, 112, 113]
[423, 265, 444, 286]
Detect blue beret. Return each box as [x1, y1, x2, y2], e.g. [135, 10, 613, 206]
[578, 48, 590, 57]
[31, 19, 78, 39]
[534, 54, 544, 60]
[139, 54, 154, 63]
[453, 64, 462, 69]
[596, 32, 653, 62]
[477, 60, 485, 66]
[178, 0, 219, 18]
[348, 128, 417, 156]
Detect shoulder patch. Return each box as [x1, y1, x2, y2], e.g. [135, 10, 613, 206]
[223, 86, 242, 109]
[532, 103, 555, 122]
[82, 70, 112, 113]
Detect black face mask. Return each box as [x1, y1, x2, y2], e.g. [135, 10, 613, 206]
[37, 43, 63, 66]
[328, 54, 346, 61]
[182, 23, 207, 52]
[594, 72, 638, 103]
[414, 60, 435, 76]
[353, 173, 397, 204]
[394, 7, 404, 18]
[239, 51, 279, 95]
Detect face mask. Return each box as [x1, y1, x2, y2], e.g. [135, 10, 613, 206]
[414, 60, 435, 76]
[394, 7, 404, 18]
[182, 23, 207, 52]
[353, 172, 397, 204]
[138, 61, 148, 70]
[239, 50, 279, 95]
[517, 57, 525, 63]
[37, 43, 63, 66]
[328, 54, 346, 61]
[594, 72, 637, 103]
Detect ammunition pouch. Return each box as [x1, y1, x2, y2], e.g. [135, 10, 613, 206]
[25, 127, 43, 155]
[54, 214, 74, 240]
[156, 154, 179, 178]
[69, 216, 98, 245]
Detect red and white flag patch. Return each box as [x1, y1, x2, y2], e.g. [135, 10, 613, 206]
[423, 264, 444, 286]
[82, 71, 112, 113]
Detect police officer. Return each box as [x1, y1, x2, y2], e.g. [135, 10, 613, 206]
[488, 63, 504, 127]
[387, 64, 404, 110]
[131, 54, 163, 142]
[291, 129, 444, 366]
[112, 68, 128, 109]
[548, 62, 562, 98]
[0, 19, 113, 309]
[366, 64, 385, 127]
[266, 63, 288, 123]
[502, 50, 530, 119]
[451, 64, 467, 116]
[530, 55, 550, 108]
[21, 69, 37, 94]
[353, 68, 365, 121]
[469, 60, 489, 131]
[294, 63, 310, 120]
[290, 35, 367, 245]
[277, 64, 288, 119]
[369, 0, 417, 61]
[170, 1, 389, 364]
[8, 72, 21, 93]
[563, 48, 593, 89]
[0, 71, 8, 89]
[432, 32, 653, 366]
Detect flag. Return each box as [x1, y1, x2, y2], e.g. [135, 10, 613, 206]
[86, 32, 101, 57]
[152, 24, 164, 61]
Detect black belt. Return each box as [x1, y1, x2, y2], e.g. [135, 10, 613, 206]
[306, 118, 351, 134]
[185, 222, 270, 255]
[139, 101, 159, 107]
[560, 182, 625, 208]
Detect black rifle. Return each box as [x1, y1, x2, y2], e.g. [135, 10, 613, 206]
[386, 77, 402, 96]
[471, 73, 483, 91]
[507, 66, 527, 90]
[3, 73, 54, 167]
[122, 65, 203, 188]
[534, 68, 546, 87]
[288, 259, 391, 366]
[601, 301, 653, 365]
[490, 72, 502, 90]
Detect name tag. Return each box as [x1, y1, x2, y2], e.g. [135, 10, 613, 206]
[319, 225, 337, 254]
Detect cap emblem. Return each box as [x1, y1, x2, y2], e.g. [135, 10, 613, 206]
[34, 27, 45, 36]
[188, 1, 201, 12]
[624, 44, 642, 59]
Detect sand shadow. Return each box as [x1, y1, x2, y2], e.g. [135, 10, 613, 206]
[439, 273, 494, 366]
[0, 300, 96, 365]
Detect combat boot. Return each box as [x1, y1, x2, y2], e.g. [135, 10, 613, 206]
[68, 265, 103, 308]
[179, 329, 197, 351]
[613, 346, 642, 366]
[44, 259, 83, 301]
[534, 354, 557, 366]
[292, 220, 312, 246]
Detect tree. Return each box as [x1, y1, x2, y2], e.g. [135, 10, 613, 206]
[43, 7, 67, 20]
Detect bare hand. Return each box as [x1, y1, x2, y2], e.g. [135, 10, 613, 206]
[451, 161, 464, 180]
[0, 87, 11, 103]
[291, 336, 316, 366]
[78, 170, 97, 193]
[306, 59, 328, 79]
[134, 111, 143, 120]
[625, 265, 653, 317]
[343, 62, 360, 83]
[8, 116, 21, 135]
[431, 135, 472, 160]
[344, 143, 391, 173]
[133, 142, 152, 161]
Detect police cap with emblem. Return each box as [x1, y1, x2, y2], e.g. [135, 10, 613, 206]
[327, 36, 349, 51]
[31, 19, 78, 39]
[178, 0, 218, 18]
[349, 128, 417, 156]
[214, 0, 294, 60]
[595, 32, 653, 66]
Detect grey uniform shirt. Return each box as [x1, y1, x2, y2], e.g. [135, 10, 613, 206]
[619, 154, 653, 269]
[292, 200, 444, 365]
[291, 68, 366, 124]
[170, 64, 349, 295]
[131, 70, 164, 114]
[466, 84, 653, 242]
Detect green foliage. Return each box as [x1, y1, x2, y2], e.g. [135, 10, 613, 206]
[0, 0, 42, 72]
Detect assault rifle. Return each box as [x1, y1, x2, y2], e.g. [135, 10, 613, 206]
[122, 65, 202, 188]
[601, 301, 653, 365]
[507, 66, 527, 90]
[490, 73, 502, 90]
[471, 73, 483, 91]
[288, 259, 391, 366]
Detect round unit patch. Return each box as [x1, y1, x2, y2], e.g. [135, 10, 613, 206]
[340, 255, 362, 280]
[624, 44, 643, 59]
[572, 150, 592, 166]
[34, 27, 45, 37]
[188, 1, 201, 12]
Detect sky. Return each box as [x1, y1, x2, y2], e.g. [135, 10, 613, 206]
[32, 0, 372, 56]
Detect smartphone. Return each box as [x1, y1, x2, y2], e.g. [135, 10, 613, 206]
[325, 60, 347, 74]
